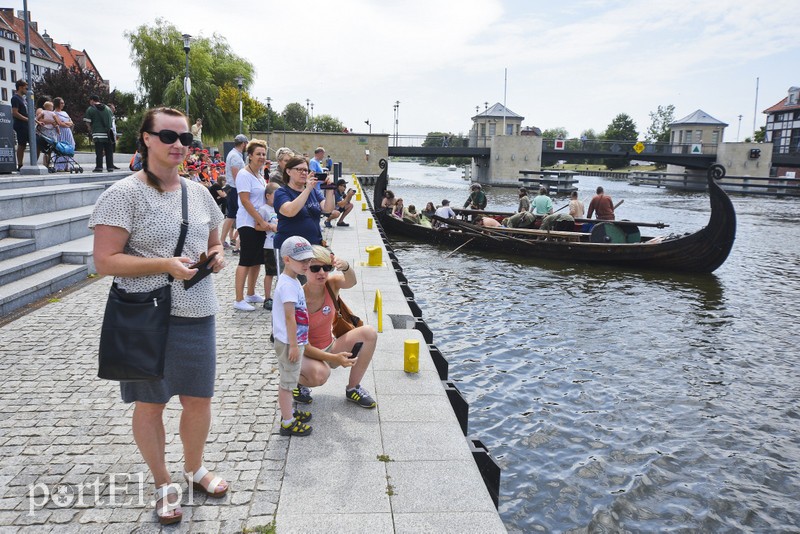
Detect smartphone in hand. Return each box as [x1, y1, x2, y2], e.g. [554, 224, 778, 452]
[348, 342, 364, 359]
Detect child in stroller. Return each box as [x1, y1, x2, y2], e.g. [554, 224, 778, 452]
[36, 133, 83, 174]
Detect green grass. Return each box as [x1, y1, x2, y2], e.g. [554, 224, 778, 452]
[242, 523, 276, 534]
[377, 454, 393, 462]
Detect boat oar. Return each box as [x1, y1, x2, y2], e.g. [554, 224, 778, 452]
[614, 199, 624, 210]
[445, 238, 475, 258]
[553, 203, 569, 214]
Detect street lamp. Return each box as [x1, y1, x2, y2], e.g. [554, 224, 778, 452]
[235, 75, 244, 134]
[364, 120, 371, 134]
[182, 34, 191, 118]
[266, 97, 272, 133]
[305, 99, 310, 129]
[394, 100, 400, 147]
[737, 114, 743, 142]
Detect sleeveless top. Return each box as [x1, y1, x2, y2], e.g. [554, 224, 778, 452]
[308, 287, 335, 349]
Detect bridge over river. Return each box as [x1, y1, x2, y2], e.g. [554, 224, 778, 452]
[387, 135, 799, 170]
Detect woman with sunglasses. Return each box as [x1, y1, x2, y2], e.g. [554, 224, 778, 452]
[273, 156, 335, 258]
[233, 139, 270, 311]
[298, 245, 378, 408]
[90, 107, 228, 525]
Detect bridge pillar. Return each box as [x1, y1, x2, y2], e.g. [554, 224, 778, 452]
[475, 135, 542, 187]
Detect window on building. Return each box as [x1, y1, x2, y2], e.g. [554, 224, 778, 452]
[489, 123, 496, 136]
[479, 124, 486, 137]
[10, 70, 15, 82]
[695, 130, 702, 143]
[33, 64, 39, 75]
[711, 130, 719, 145]
[0, 47, 4, 61]
[9, 50, 15, 63]
[1, 88, 6, 102]
[791, 129, 800, 154]
[0, 68, 6, 81]
[506, 124, 513, 135]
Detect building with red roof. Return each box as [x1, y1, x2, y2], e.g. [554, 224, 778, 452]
[0, 8, 61, 102]
[763, 87, 800, 157]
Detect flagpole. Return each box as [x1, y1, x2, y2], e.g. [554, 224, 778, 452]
[752, 77, 759, 137]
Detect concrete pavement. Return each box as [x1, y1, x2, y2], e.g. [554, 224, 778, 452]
[0, 185, 505, 532]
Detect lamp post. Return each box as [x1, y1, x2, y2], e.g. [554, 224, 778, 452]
[266, 97, 272, 133]
[365, 120, 371, 134]
[305, 99, 310, 129]
[235, 75, 244, 134]
[182, 34, 191, 118]
[310, 102, 314, 131]
[394, 101, 400, 147]
[20, 0, 46, 174]
[737, 114, 743, 142]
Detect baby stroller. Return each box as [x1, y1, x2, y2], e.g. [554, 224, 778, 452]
[36, 133, 83, 174]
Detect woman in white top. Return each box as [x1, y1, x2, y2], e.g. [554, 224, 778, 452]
[233, 139, 270, 311]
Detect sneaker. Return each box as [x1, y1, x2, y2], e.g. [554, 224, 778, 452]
[292, 385, 313, 404]
[233, 300, 255, 311]
[232, 249, 240, 255]
[336, 221, 350, 227]
[324, 221, 333, 228]
[263, 298, 273, 310]
[293, 409, 312, 423]
[92, 168, 103, 173]
[279, 418, 312, 437]
[346, 385, 376, 408]
[245, 293, 265, 304]
[222, 241, 231, 249]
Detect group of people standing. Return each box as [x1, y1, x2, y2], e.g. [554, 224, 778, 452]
[90, 107, 377, 525]
[10, 79, 118, 173]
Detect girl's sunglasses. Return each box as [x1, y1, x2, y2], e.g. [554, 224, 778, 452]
[308, 264, 334, 273]
[146, 129, 194, 146]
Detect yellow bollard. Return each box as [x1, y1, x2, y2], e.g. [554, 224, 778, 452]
[366, 245, 381, 265]
[356, 192, 362, 201]
[362, 202, 367, 211]
[404, 339, 419, 373]
[367, 217, 373, 229]
[373, 289, 383, 333]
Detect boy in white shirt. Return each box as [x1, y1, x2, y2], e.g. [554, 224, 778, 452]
[272, 236, 315, 436]
[258, 182, 281, 310]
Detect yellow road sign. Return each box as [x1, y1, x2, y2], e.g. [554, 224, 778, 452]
[633, 142, 645, 154]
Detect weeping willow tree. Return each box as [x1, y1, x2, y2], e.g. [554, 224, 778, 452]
[125, 18, 255, 139]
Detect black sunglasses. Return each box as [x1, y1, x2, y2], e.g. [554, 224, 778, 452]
[308, 264, 334, 273]
[146, 129, 194, 146]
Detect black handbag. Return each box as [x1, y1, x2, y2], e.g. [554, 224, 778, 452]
[98, 180, 189, 381]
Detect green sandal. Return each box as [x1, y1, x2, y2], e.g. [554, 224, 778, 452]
[280, 418, 312, 436]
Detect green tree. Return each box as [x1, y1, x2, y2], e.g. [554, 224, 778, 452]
[542, 127, 568, 139]
[282, 103, 309, 131]
[125, 19, 254, 138]
[310, 114, 345, 133]
[753, 126, 766, 143]
[603, 113, 638, 169]
[645, 104, 675, 143]
[252, 105, 284, 132]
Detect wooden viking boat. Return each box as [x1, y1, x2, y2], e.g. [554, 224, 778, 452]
[370, 159, 736, 273]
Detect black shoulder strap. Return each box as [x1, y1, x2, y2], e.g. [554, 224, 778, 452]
[168, 179, 189, 283]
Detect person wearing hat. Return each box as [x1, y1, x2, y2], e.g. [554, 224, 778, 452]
[324, 179, 355, 228]
[463, 183, 487, 211]
[272, 236, 315, 436]
[221, 134, 248, 251]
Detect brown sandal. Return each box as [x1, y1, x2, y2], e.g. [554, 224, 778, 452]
[184, 466, 229, 497]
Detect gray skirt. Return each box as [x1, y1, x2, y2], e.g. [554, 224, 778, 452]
[121, 315, 216, 403]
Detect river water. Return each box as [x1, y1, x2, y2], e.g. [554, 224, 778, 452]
[371, 161, 800, 533]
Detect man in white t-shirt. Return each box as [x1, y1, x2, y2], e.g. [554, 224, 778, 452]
[433, 199, 456, 228]
[221, 134, 248, 250]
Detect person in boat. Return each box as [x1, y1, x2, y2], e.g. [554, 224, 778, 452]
[586, 186, 615, 220]
[392, 198, 405, 219]
[433, 199, 456, 228]
[518, 188, 530, 213]
[532, 186, 554, 216]
[478, 216, 502, 228]
[540, 213, 575, 231]
[569, 191, 585, 219]
[421, 202, 436, 218]
[464, 183, 487, 210]
[381, 189, 396, 210]
[503, 211, 536, 229]
[298, 245, 378, 409]
[403, 204, 421, 224]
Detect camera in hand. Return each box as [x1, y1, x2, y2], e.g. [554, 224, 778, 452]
[319, 172, 337, 190]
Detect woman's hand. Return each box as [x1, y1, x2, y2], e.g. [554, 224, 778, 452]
[306, 174, 318, 191]
[166, 256, 198, 281]
[332, 256, 350, 273]
[334, 352, 357, 367]
[209, 252, 226, 273]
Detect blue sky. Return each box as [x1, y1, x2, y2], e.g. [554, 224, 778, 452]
[22, 0, 798, 140]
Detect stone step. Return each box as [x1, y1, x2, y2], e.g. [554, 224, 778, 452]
[0, 205, 94, 248]
[0, 182, 108, 220]
[0, 237, 36, 262]
[0, 171, 125, 191]
[0, 249, 63, 287]
[0, 262, 89, 316]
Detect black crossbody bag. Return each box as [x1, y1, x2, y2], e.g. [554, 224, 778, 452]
[98, 180, 189, 381]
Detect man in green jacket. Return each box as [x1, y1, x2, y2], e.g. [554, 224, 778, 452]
[83, 95, 115, 172]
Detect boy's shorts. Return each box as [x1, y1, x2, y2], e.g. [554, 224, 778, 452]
[263, 248, 277, 276]
[274, 339, 302, 391]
